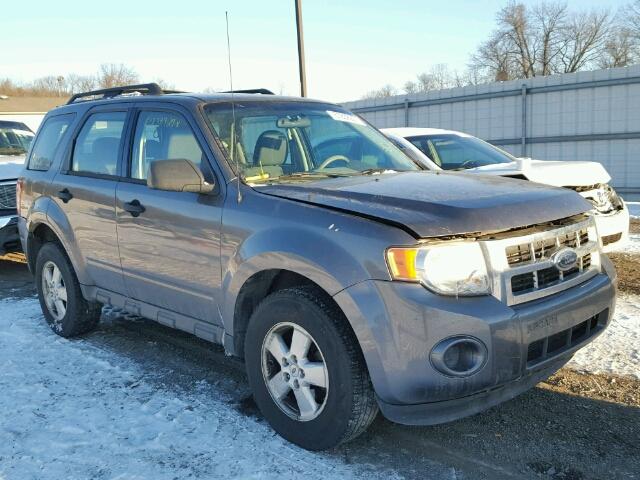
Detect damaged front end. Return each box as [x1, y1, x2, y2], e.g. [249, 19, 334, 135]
[567, 183, 630, 251]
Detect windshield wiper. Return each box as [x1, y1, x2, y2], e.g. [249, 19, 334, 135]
[279, 171, 351, 179]
[246, 171, 350, 184]
[353, 168, 398, 175]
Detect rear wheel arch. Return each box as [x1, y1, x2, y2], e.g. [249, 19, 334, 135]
[27, 223, 63, 272]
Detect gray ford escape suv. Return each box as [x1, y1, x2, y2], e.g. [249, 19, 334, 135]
[18, 84, 616, 450]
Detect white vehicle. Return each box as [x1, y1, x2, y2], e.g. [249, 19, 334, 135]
[384, 127, 630, 252]
[0, 121, 34, 254]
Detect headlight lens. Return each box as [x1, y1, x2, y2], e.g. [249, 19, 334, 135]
[605, 184, 623, 208]
[386, 242, 490, 296]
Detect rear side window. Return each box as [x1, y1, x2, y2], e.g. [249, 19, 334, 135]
[72, 112, 126, 176]
[130, 111, 203, 180]
[27, 115, 74, 171]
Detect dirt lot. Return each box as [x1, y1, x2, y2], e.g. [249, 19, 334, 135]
[609, 220, 640, 295]
[1, 249, 638, 479]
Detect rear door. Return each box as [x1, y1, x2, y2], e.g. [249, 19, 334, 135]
[49, 105, 130, 294]
[115, 105, 223, 323]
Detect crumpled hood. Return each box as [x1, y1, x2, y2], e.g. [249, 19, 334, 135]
[466, 158, 611, 187]
[255, 171, 592, 238]
[0, 155, 25, 181]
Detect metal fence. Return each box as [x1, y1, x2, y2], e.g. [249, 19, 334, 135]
[343, 65, 640, 193]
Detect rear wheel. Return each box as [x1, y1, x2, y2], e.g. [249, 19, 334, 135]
[245, 287, 378, 450]
[35, 242, 101, 337]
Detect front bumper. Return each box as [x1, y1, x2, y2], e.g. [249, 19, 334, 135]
[0, 215, 20, 255]
[593, 202, 630, 253]
[334, 261, 616, 425]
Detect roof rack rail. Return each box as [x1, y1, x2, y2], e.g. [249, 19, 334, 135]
[66, 83, 183, 105]
[221, 88, 275, 95]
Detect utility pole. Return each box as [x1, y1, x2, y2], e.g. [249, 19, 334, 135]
[295, 0, 307, 97]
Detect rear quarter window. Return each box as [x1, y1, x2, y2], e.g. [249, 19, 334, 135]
[27, 114, 75, 171]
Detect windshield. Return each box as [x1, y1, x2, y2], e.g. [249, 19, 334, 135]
[406, 134, 514, 170]
[0, 127, 34, 156]
[204, 102, 419, 183]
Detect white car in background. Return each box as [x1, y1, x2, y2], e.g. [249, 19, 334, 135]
[0, 121, 34, 255]
[384, 127, 630, 252]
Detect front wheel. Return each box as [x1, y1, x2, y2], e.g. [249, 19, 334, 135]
[245, 287, 378, 450]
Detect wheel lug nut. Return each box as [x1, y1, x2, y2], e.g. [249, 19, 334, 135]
[299, 370, 305, 378]
[283, 372, 290, 381]
[293, 379, 299, 389]
[290, 355, 297, 363]
[282, 357, 288, 366]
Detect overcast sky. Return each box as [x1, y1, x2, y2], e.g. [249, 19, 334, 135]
[2, 0, 631, 103]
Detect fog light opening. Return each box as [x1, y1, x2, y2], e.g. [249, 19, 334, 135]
[431, 337, 487, 377]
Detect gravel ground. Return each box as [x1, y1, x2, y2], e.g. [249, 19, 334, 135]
[0, 251, 638, 480]
[609, 220, 640, 295]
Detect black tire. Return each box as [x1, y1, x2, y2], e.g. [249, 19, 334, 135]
[35, 242, 101, 337]
[244, 286, 378, 450]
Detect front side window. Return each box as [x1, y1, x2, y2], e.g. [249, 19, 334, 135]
[407, 134, 514, 170]
[72, 111, 126, 175]
[204, 102, 419, 183]
[26, 115, 71, 171]
[130, 111, 203, 180]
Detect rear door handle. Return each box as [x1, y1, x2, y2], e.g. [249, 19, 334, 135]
[123, 199, 145, 217]
[56, 188, 73, 203]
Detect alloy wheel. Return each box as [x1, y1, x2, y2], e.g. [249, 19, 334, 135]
[42, 260, 68, 321]
[261, 322, 329, 422]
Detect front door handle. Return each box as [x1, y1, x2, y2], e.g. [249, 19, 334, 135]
[56, 188, 73, 203]
[123, 199, 146, 217]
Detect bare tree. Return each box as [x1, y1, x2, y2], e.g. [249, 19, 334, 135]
[533, 2, 569, 75]
[558, 10, 611, 73]
[96, 63, 139, 88]
[403, 80, 419, 94]
[471, 35, 516, 81]
[361, 84, 398, 99]
[471, 1, 613, 81]
[65, 74, 97, 94]
[624, 0, 640, 34]
[599, 28, 637, 67]
[30, 76, 62, 96]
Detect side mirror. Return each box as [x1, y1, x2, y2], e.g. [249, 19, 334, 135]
[147, 159, 215, 194]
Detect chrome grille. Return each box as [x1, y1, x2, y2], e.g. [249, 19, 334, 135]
[0, 182, 17, 210]
[482, 218, 601, 306]
[506, 228, 589, 267]
[510, 253, 592, 294]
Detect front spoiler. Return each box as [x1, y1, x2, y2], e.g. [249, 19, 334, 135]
[377, 355, 570, 426]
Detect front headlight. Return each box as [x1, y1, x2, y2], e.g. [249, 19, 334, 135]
[386, 242, 490, 296]
[605, 184, 624, 209]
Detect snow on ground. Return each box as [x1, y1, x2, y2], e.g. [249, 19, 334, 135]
[625, 233, 640, 254]
[0, 298, 404, 480]
[568, 294, 640, 379]
[567, 231, 640, 379]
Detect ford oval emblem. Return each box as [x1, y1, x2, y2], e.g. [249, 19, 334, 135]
[552, 248, 579, 272]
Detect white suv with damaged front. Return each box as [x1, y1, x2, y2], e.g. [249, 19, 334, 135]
[384, 128, 630, 253]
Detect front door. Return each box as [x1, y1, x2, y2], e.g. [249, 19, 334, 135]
[115, 107, 223, 323]
[50, 108, 129, 294]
